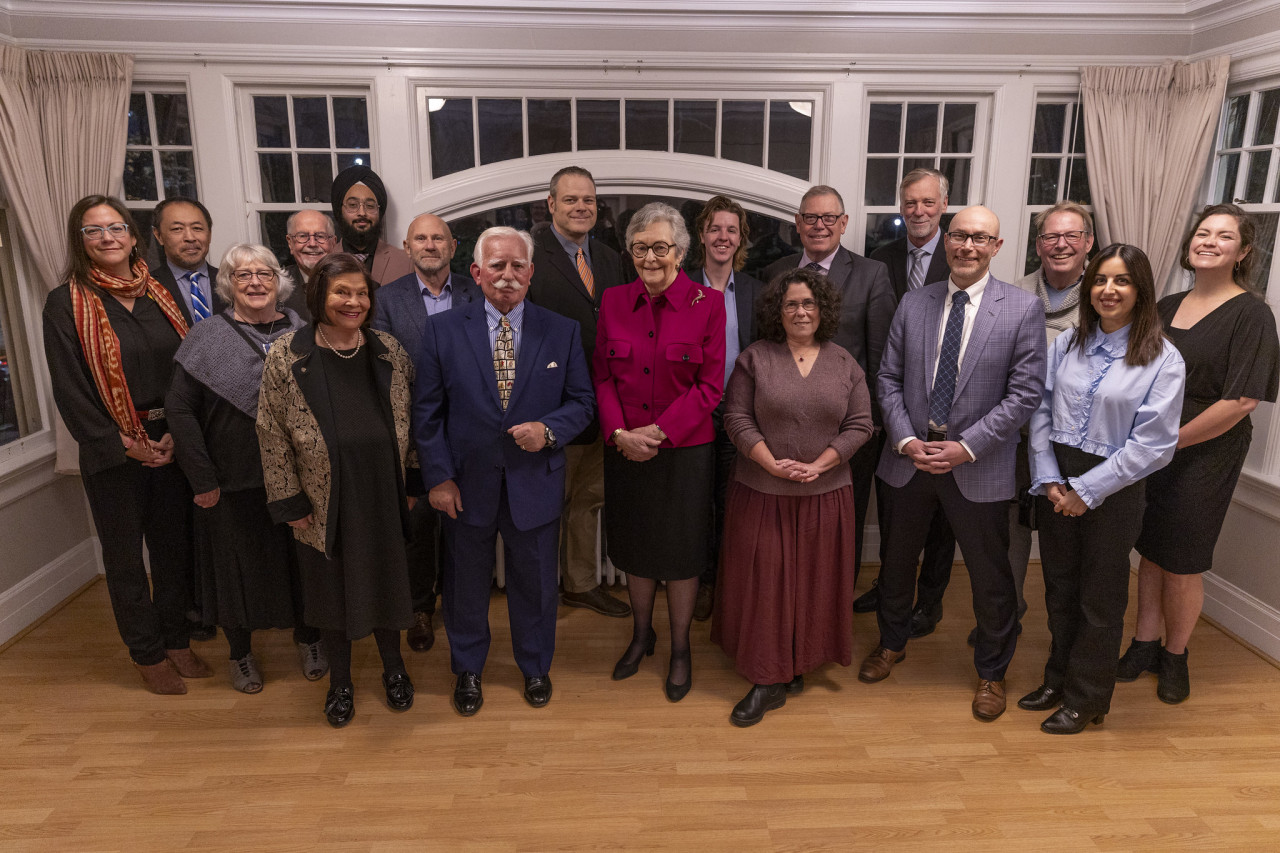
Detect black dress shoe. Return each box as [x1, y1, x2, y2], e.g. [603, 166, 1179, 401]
[665, 650, 691, 702]
[1017, 683, 1062, 711]
[524, 675, 553, 708]
[452, 672, 483, 717]
[406, 611, 435, 652]
[324, 685, 354, 728]
[383, 671, 414, 711]
[612, 628, 657, 680]
[852, 579, 880, 614]
[1040, 706, 1104, 734]
[785, 674, 804, 694]
[730, 683, 787, 727]
[1156, 646, 1190, 704]
[908, 602, 943, 638]
[693, 583, 715, 622]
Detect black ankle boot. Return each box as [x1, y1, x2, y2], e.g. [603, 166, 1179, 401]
[730, 683, 787, 727]
[1157, 647, 1190, 704]
[1116, 638, 1161, 682]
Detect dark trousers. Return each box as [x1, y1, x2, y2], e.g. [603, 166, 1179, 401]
[875, 475, 957, 607]
[442, 482, 560, 678]
[82, 455, 194, 666]
[877, 470, 1017, 680]
[702, 402, 738, 586]
[1037, 444, 1145, 715]
[405, 498, 442, 615]
[848, 431, 885, 579]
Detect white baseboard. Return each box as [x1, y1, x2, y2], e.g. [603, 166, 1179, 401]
[1202, 572, 1280, 663]
[0, 538, 102, 646]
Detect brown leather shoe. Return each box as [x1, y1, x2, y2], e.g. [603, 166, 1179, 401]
[857, 646, 905, 683]
[406, 611, 435, 652]
[693, 583, 714, 622]
[972, 679, 1006, 721]
[136, 659, 187, 695]
[560, 586, 631, 618]
[166, 647, 213, 679]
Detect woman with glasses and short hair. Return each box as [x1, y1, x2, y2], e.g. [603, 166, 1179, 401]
[593, 202, 726, 702]
[43, 195, 207, 695]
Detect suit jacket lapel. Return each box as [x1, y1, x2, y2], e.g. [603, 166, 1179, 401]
[154, 262, 196, 326]
[954, 283, 1003, 399]
[922, 287, 944, 395]
[408, 281, 429, 344]
[464, 302, 504, 410]
[828, 247, 855, 290]
[541, 229, 595, 305]
[507, 303, 544, 412]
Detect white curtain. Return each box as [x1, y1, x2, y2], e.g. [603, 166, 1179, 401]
[1080, 56, 1231, 296]
[0, 46, 134, 470]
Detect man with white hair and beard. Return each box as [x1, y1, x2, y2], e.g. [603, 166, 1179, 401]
[280, 208, 337, 321]
[413, 227, 595, 716]
[329, 165, 412, 287]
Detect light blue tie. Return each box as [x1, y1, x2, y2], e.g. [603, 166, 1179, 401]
[929, 289, 969, 432]
[188, 271, 210, 322]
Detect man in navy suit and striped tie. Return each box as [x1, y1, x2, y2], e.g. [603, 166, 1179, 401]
[149, 197, 224, 326]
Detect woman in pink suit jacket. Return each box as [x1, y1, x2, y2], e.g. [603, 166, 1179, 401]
[593, 202, 726, 702]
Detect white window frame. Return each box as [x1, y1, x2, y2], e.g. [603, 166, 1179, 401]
[1020, 93, 1093, 276]
[123, 84, 199, 214]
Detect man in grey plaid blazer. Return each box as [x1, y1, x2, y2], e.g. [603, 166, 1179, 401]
[859, 206, 1046, 722]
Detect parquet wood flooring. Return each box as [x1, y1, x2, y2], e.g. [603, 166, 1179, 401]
[1, 565, 1278, 852]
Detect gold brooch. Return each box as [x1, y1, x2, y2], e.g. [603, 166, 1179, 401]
[691, 289, 705, 307]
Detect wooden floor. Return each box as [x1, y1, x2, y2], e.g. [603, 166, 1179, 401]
[2, 567, 1279, 852]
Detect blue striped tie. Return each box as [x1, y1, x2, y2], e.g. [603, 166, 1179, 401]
[188, 271, 211, 322]
[929, 289, 969, 432]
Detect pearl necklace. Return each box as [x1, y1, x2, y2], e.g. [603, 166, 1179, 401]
[316, 324, 363, 359]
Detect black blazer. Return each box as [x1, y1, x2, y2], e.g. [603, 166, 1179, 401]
[692, 267, 765, 353]
[527, 226, 625, 444]
[150, 258, 227, 326]
[870, 236, 952, 302]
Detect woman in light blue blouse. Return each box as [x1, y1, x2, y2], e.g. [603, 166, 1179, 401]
[1022, 244, 1185, 734]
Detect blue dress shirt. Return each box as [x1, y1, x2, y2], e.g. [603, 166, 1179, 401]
[419, 274, 454, 316]
[485, 299, 525, 357]
[1029, 324, 1185, 509]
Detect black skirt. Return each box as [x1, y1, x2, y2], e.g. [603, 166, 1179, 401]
[603, 442, 714, 581]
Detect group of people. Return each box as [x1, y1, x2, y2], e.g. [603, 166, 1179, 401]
[43, 161, 1279, 732]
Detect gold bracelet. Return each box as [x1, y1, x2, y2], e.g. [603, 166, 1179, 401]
[611, 428, 625, 443]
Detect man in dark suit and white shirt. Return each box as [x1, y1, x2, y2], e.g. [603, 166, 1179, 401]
[856, 169, 957, 638]
[374, 212, 480, 654]
[150, 197, 224, 326]
[859, 205, 1046, 722]
[763, 185, 896, 581]
[527, 166, 630, 619]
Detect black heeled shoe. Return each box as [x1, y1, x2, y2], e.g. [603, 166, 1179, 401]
[612, 629, 657, 681]
[1040, 706, 1104, 734]
[324, 685, 355, 728]
[664, 650, 692, 702]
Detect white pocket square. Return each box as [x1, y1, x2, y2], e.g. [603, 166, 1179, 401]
[547, 361, 558, 368]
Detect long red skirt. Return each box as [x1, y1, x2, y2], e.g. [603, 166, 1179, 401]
[711, 480, 857, 684]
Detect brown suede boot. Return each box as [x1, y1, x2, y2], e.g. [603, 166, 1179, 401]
[136, 659, 187, 695]
[166, 647, 214, 678]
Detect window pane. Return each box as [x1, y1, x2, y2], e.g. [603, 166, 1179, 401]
[1024, 213, 1042, 276]
[867, 103, 902, 154]
[1066, 157, 1091, 205]
[722, 100, 764, 166]
[259, 152, 295, 203]
[254, 95, 290, 148]
[258, 211, 294, 265]
[864, 158, 898, 206]
[128, 93, 150, 146]
[903, 156, 935, 175]
[159, 150, 198, 199]
[333, 97, 369, 149]
[1032, 103, 1066, 154]
[939, 157, 971, 205]
[529, 99, 572, 156]
[297, 152, 333, 204]
[337, 151, 371, 172]
[1244, 149, 1272, 204]
[577, 99, 620, 151]
[1255, 89, 1280, 146]
[1027, 157, 1060, 205]
[1244, 212, 1277, 297]
[625, 100, 669, 152]
[941, 103, 976, 154]
[1214, 152, 1240, 204]
[131, 210, 155, 257]
[1070, 103, 1087, 153]
[123, 150, 157, 201]
[293, 97, 330, 149]
[768, 101, 811, 180]
[152, 94, 191, 147]
[865, 212, 906, 257]
[904, 103, 938, 153]
[478, 98, 524, 165]
[674, 100, 716, 157]
[1223, 94, 1249, 148]
[428, 97, 475, 178]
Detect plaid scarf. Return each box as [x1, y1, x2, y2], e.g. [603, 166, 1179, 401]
[71, 259, 189, 443]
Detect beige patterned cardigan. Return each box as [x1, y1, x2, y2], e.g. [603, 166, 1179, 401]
[256, 326, 417, 557]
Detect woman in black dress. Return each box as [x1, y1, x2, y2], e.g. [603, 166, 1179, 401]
[1125, 205, 1280, 704]
[257, 253, 418, 726]
[42, 195, 207, 695]
[167, 243, 326, 693]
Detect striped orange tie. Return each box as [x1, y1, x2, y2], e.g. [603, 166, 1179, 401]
[576, 248, 594, 297]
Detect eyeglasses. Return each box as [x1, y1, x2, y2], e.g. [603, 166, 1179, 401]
[288, 232, 334, 244]
[783, 299, 818, 314]
[1037, 230, 1091, 246]
[342, 199, 379, 213]
[81, 223, 130, 241]
[798, 213, 844, 227]
[944, 231, 998, 247]
[629, 241, 675, 259]
[232, 269, 278, 283]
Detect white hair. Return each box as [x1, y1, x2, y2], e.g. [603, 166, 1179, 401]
[474, 226, 535, 266]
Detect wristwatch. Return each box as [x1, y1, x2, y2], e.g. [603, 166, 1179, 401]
[544, 425, 558, 450]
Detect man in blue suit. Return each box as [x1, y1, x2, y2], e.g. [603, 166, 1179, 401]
[413, 226, 595, 716]
[859, 206, 1046, 722]
[374, 213, 480, 654]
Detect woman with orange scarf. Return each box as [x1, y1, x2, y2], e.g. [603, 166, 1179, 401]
[43, 195, 209, 695]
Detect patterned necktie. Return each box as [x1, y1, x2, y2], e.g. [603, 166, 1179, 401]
[909, 248, 927, 292]
[188, 271, 210, 321]
[929, 290, 970, 432]
[494, 317, 516, 410]
[805, 261, 824, 273]
[576, 248, 595, 297]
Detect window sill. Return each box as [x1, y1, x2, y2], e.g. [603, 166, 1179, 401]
[1235, 468, 1280, 523]
[0, 430, 59, 511]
